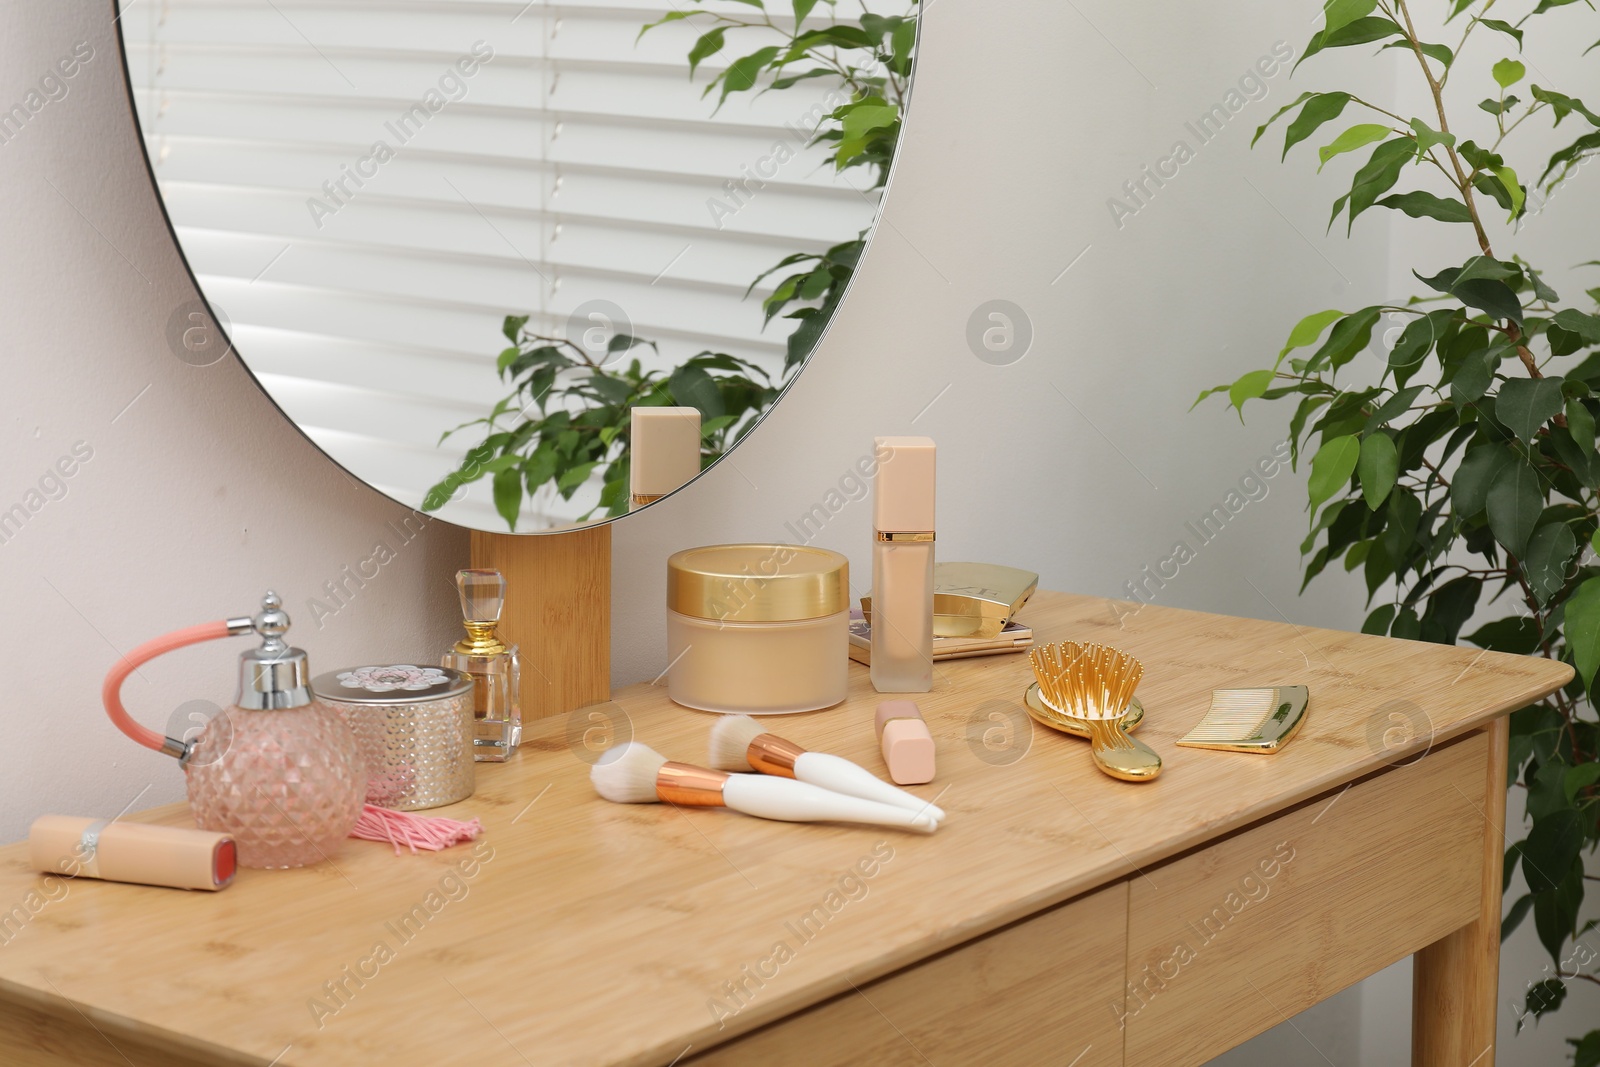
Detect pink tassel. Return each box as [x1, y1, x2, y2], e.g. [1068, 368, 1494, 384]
[349, 804, 483, 855]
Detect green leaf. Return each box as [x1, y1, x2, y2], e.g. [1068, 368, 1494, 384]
[1358, 433, 1398, 507]
[1524, 522, 1576, 604]
[1343, 138, 1416, 233]
[1308, 434, 1361, 523]
[1522, 810, 1582, 894]
[1479, 19, 1523, 50]
[1555, 309, 1600, 344]
[1529, 85, 1600, 127]
[792, 0, 820, 24]
[1450, 346, 1497, 406]
[1362, 603, 1396, 635]
[1299, 16, 1404, 70]
[492, 468, 522, 531]
[1567, 397, 1596, 453]
[1318, 124, 1393, 170]
[687, 28, 726, 76]
[1564, 576, 1600, 691]
[1492, 58, 1526, 88]
[1440, 274, 1524, 325]
[1281, 92, 1353, 160]
[637, 10, 691, 40]
[1572, 1030, 1600, 1067]
[1467, 616, 1543, 654]
[1494, 165, 1525, 218]
[1529, 857, 1580, 966]
[1229, 370, 1275, 418]
[1376, 190, 1473, 223]
[1409, 117, 1456, 156]
[1452, 447, 1510, 518]
[1309, 306, 1382, 370]
[1503, 892, 1534, 941]
[1564, 761, 1600, 801]
[1364, 384, 1426, 430]
[1278, 309, 1344, 365]
[1388, 309, 1458, 374]
[1485, 459, 1543, 557]
[501, 314, 528, 344]
[1496, 376, 1565, 444]
[710, 46, 781, 106]
[1322, 0, 1378, 35]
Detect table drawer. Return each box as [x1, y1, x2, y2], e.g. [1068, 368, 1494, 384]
[688, 881, 1128, 1067]
[1124, 730, 1489, 1066]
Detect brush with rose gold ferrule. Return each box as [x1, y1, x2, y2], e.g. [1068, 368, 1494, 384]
[590, 743, 938, 832]
[708, 714, 944, 822]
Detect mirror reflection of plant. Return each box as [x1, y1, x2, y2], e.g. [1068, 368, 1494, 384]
[433, 1, 915, 529]
[1197, 0, 1599, 1048]
[423, 316, 775, 529]
[646, 0, 917, 370]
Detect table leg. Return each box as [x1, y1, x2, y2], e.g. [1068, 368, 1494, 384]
[1412, 717, 1508, 1066]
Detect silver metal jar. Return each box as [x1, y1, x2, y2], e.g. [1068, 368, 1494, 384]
[312, 665, 475, 811]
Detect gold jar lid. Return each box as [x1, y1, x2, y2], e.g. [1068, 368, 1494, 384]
[667, 544, 849, 623]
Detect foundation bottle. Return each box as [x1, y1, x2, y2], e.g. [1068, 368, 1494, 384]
[871, 436, 935, 693]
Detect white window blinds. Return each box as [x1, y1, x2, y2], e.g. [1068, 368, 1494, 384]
[120, 0, 878, 528]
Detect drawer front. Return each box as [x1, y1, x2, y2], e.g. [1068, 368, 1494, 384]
[0, 998, 232, 1067]
[688, 881, 1129, 1067]
[1124, 730, 1489, 1066]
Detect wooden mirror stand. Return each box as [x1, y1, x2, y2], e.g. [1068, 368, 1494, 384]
[470, 525, 612, 720]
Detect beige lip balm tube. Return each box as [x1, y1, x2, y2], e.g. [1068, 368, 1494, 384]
[29, 815, 236, 891]
[630, 406, 702, 509]
[876, 700, 936, 785]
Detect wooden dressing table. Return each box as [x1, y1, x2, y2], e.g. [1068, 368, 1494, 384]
[0, 592, 1569, 1066]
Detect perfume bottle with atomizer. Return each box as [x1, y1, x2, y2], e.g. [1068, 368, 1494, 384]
[442, 569, 522, 762]
[101, 592, 366, 869]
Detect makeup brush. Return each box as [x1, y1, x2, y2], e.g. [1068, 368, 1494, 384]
[708, 715, 945, 822]
[590, 743, 938, 833]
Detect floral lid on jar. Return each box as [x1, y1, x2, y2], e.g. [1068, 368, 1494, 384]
[311, 664, 473, 704]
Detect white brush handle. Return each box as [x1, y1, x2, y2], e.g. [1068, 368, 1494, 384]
[720, 775, 937, 833]
[794, 752, 945, 822]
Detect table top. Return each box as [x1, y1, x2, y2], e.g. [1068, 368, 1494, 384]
[0, 592, 1571, 1066]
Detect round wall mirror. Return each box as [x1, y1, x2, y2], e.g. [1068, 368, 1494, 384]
[116, 0, 916, 533]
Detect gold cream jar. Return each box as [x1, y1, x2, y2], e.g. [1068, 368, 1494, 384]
[666, 544, 850, 714]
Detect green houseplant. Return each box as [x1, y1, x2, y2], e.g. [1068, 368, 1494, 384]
[1198, 0, 1600, 1054]
[423, 0, 916, 529]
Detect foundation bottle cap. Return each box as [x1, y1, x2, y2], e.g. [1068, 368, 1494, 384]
[667, 544, 849, 623]
[630, 407, 702, 500]
[873, 436, 936, 533]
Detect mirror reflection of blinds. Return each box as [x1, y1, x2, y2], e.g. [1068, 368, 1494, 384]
[121, 0, 877, 529]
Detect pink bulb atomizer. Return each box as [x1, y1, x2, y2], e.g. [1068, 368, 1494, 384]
[102, 591, 366, 869]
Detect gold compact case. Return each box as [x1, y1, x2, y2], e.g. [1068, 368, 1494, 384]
[861, 562, 1038, 638]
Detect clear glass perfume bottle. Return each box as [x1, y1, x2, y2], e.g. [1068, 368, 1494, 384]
[443, 569, 522, 762]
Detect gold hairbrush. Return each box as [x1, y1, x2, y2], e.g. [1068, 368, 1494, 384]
[1176, 686, 1309, 753]
[1027, 641, 1161, 782]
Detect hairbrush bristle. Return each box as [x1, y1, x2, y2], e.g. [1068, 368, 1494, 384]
[707, 714, 768, 771]
[1028, 641, 1142, 719]
[590, 742, 669, 803]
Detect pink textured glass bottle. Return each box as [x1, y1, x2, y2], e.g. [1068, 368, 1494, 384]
[185, 593, 366, 869]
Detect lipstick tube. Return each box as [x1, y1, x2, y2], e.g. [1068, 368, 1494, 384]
[29, 815, 236, 892]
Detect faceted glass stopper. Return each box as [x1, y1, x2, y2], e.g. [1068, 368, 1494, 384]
[457, 569, 506, 625]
